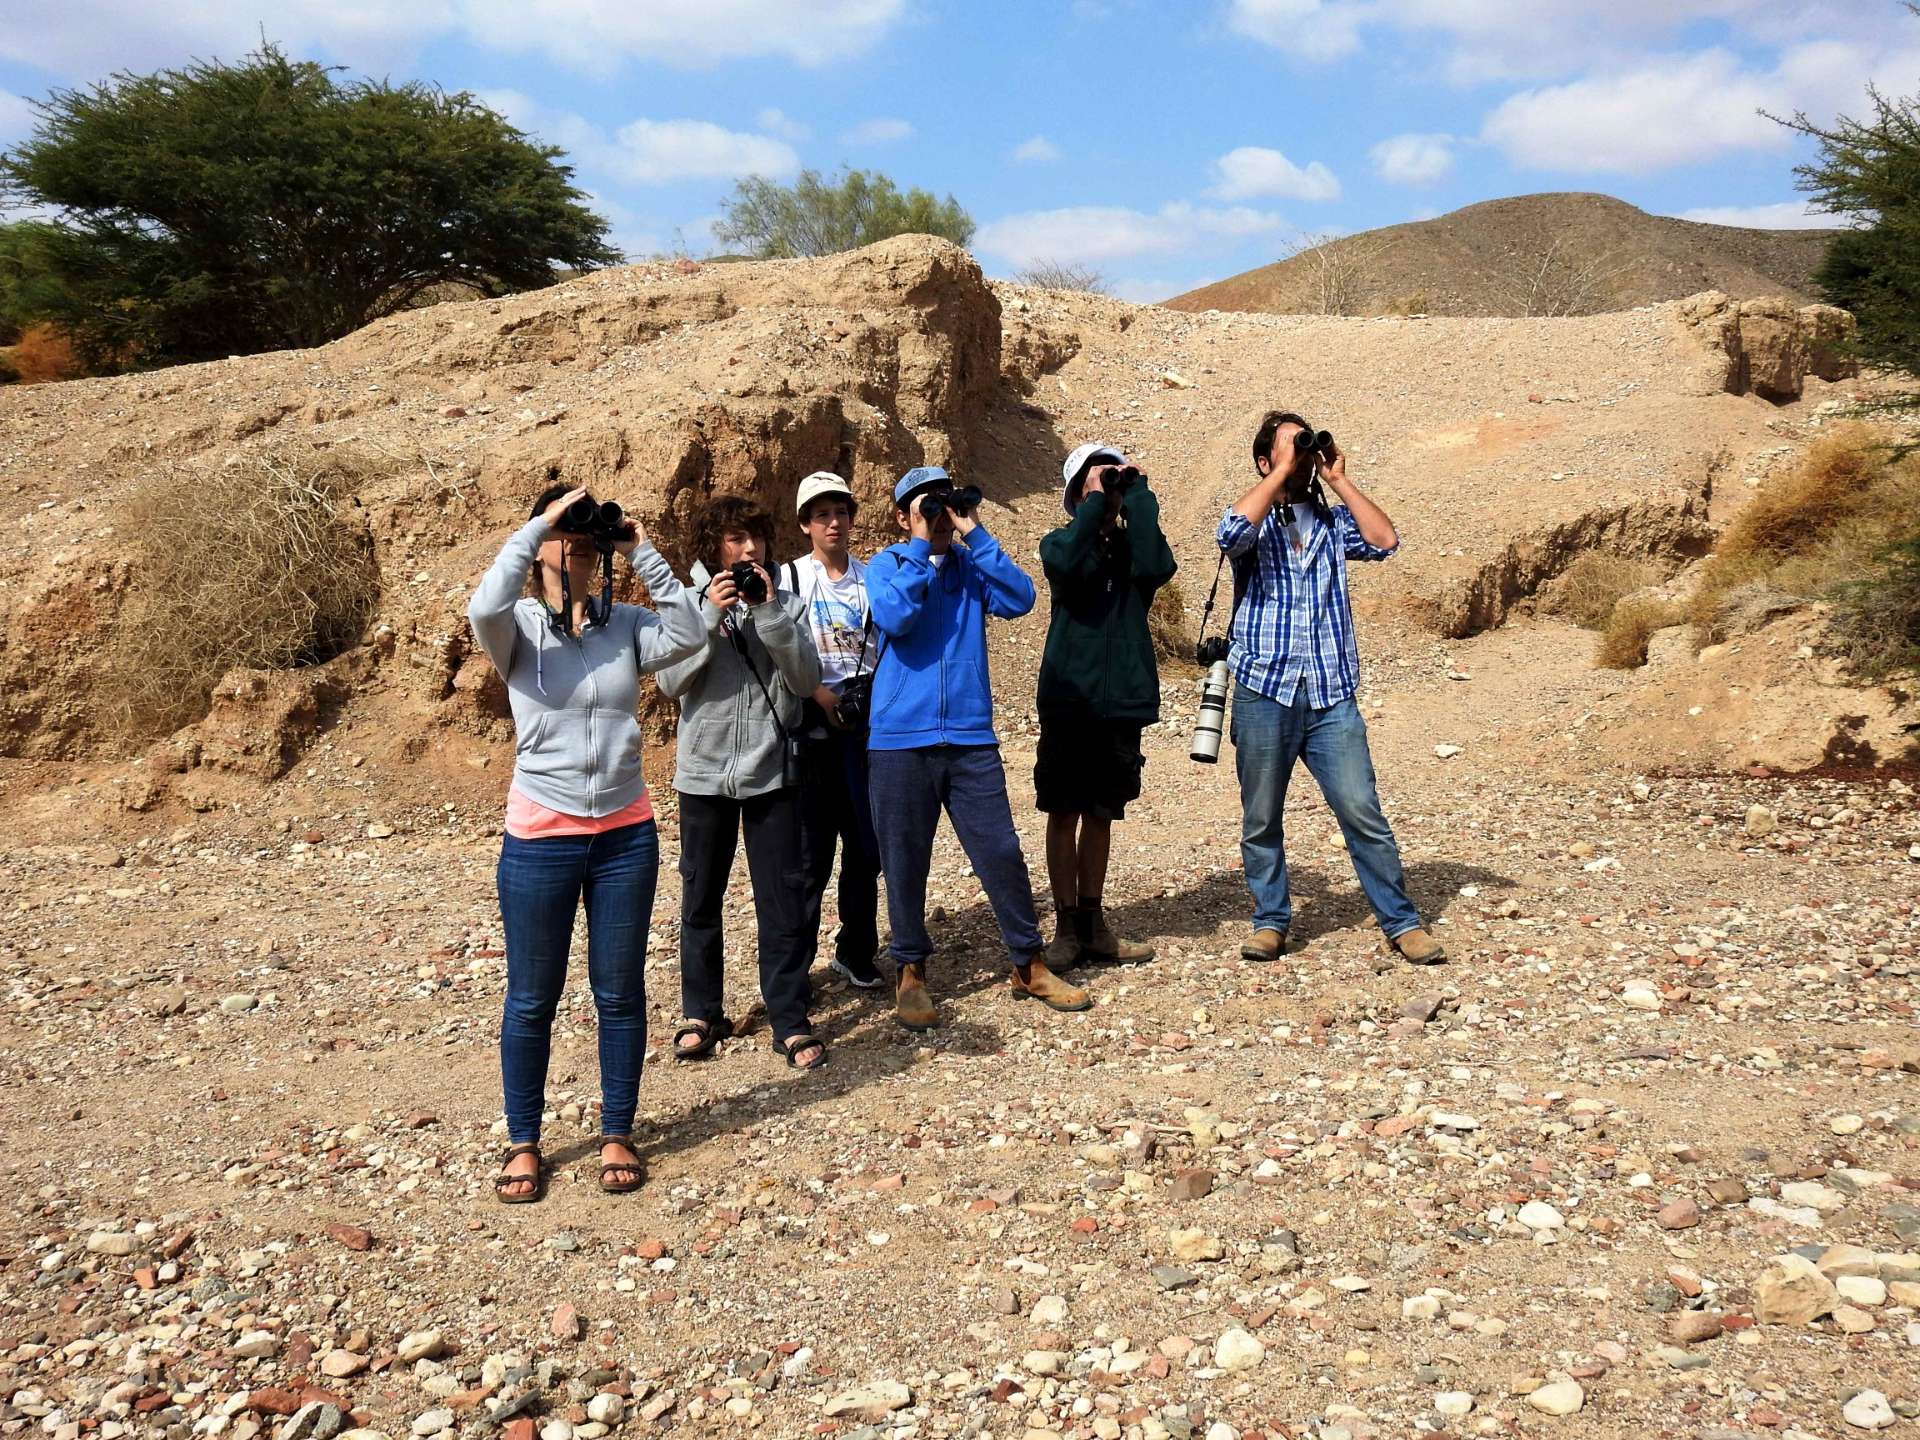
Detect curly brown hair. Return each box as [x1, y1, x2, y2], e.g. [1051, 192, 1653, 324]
[692, 495, 777, 572]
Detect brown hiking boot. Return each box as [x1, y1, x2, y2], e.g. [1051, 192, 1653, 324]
[1010, 957, 1092, 1012]
[1240, 928, 1287, 962]
[1084, 905, 1154, 964]
[893, 963, 939, 1030]
[1042, 908, 1082, 971]
[1389, 927, 1448, 965]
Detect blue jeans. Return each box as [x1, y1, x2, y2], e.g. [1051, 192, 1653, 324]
[868, 744, 1044, 971]
[497, 820, 658, 1143]
[1230, 686, 1421, 940]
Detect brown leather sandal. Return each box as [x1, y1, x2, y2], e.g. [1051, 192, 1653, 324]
[598, 1135, 644, 1195]
[493, 1143, 545, 1205]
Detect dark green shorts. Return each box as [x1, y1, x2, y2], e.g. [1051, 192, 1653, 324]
[1034, 718, 1146, 821]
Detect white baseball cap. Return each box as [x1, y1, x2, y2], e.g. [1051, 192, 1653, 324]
[1060, 442, 1126, 514]
[796, 471, 855, 519]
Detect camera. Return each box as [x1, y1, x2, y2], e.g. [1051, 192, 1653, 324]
[730, 560, 769, 604]
[559, 496, 634, 550]
[1190, 657, 1232, 764]
[918, 484, 982, 520]
[835, 672, 874, 732]
[1291, 427, 1334, 455]
[1195, 635, 1229, 666]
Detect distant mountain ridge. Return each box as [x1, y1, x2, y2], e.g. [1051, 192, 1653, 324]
[1164, 193, 1839, 318]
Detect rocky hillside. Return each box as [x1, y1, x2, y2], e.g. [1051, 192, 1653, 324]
[1165, 193, 1839, 318]
[0, 235, 1895, 823]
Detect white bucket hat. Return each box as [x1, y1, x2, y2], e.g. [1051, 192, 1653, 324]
[1060, 442, 1126, 514]
[796, 471, 856, 518]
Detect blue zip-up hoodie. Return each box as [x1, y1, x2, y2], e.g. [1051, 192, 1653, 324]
[866, 525, 1037, 750]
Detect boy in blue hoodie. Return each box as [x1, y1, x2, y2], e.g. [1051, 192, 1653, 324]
[866, 466, 1092, 1030]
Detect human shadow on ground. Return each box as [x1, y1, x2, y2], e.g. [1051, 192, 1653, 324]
[621, 853, 1517, 1176]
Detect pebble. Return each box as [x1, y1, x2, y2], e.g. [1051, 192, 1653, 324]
[1836, 1275, 1887, 1306]
[1525, 1378, 1585, 1416]
[1211, 1328, 1264, 1372]
[1621, 983, 1662, 1010]
[396, 1331, 443, 1363]
[1754, 1254, 1839, 1325]
[1030, 1294, 1068, 1326]
[220, 993, 259, 1013]
[409, 1411, 452, 1437]
[822, 1382, 912, 1420]
[1434, 1392, 1473, 1417]
[585, 1396, 623, 1425]
[1744, 804, 1777, 836]
[1167, 1228, 1223, 1262]
[1657, 1198, 1701, 1230]
[86, 1232, 137, 1256]
[1517, 1201, 1565, 1230]
[1842, 1391, 1895, 1430]
[1830, 1113, 1866, 1135]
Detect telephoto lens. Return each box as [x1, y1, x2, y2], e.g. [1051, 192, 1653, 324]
[1190, 659, 1232, 764]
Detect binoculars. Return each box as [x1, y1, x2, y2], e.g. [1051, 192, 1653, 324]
[919, 484, 982, 520]
[558, 496, 634, 550]
[1292, 427, 1334, 454]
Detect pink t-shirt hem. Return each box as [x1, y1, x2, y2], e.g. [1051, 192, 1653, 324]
[505, 786, 655, 839]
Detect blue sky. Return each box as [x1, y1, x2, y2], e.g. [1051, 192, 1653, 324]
[3, 1, 1913, 301]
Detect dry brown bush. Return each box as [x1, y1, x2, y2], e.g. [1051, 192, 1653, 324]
[102, 448, 383, 740]
[1596, 595, 1685, 668]
[1691, 424, 1920, 643]
[1544, 552, 1659, 629]
[1149, 574, 1196, 670]
[3, 324, 84, 384]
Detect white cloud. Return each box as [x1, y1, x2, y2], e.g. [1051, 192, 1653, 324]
[1369, 132, 1454, 186]
[0, 89, 36, 146]
[0, 0, 903, 82]
[975, 202, 1293, 268]
[609, 118, 799, 184]
[1210, 146, 1340, 202]
[841, 117, 913, 145]
[1223, 0, 1364, 62]
[1481, 49, 1783, 173]
[1677, 200, 1840, 229]
[475, 91, 797, 185]
[1012, 135, 1061, 164]
[756, 108, 811, 143]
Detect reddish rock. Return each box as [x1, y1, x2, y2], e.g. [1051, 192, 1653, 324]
[1669, 1311, 1723, 1344]
[1070, 1217, 1099, 1234]
[967, 1198, 998, 1214]
[245, 1389, 302, 1416]
[1750, 1406, 1785, 1428]
[1657, 1198, 1701, 1230]
[1375, 1114, 1421, 1138]
[134, 1267, 157, 1290]
[551, 1302, 584, 1340]
[1170, 1169, 1215, 1202]
[634, 1238, 667, 1260]
[503, 1419, 536, 1440]
[324, 1223, 373, 1252]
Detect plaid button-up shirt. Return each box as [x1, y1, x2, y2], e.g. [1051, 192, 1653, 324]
[1216, 502, 1397, 707]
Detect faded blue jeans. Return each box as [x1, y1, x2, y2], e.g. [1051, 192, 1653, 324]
[1230, 685, 1421, 940]
[497, 819, 658, 1143]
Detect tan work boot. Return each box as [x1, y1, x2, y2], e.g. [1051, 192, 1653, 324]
[1084, 904, 1154, 964]
[1388, 927, 1448, 965]
[1010, 957, 1092, 1012]
[893, 963, 939, 1030]
[1240, 928, 1288, 962]
[1042, 907, 1082, 971]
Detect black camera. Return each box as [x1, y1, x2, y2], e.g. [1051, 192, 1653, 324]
[729, 560, 769, 605]
[918, 484, 982, 520]
[835, 672, 874, 732]
[559, 496, 634, 550]
[1291, 428, 1334, 455]
[1195, 635, 1230, 666]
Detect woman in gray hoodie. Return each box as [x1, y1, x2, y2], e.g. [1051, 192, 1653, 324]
[468, 483, 705, 1202]
[657, 496, 825, 1069]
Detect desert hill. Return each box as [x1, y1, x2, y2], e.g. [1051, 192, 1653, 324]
[1164, 192, 1839, 318]
[2, 238, 1919, 1440]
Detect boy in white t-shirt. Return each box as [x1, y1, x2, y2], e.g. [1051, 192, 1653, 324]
[787, 472, 885, 989]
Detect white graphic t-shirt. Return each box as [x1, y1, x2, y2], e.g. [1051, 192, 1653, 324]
[789, 553, 872, 689]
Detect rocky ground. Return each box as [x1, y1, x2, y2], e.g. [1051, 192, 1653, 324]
[3, 605, 1917, 1440]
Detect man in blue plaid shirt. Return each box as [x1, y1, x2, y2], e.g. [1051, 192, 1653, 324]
[1216, 410, 1445, 966]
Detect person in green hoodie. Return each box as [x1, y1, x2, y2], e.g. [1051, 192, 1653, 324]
[1036, 443, 1179, 970]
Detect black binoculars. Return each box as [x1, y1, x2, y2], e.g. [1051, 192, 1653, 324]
[919, 484, 982, 520]
[1104, 465, 1144, 494]
[1292, 428, 1334, 454]
[559, 496, 634, 549]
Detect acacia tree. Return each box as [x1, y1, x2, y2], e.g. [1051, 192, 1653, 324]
[0, 45, 618, 368]
[715, 168, 973, 258]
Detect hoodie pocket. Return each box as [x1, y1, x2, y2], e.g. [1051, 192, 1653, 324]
[948, 658, 993, 734]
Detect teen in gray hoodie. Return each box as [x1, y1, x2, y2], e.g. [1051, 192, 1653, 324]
[656, 496, 825, 1069]
[468, 483, 705, 1203]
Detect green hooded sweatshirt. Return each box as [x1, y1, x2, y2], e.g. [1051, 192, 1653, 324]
[1037, 485, 1179, 723]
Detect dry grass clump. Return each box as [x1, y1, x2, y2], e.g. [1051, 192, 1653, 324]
[0, 324, 84, 385]
[1544, 552, 1659, 630]
[1596, 595, 1685, 669]
[1148, 574, 1196, 669]
[1829, 535, 1920, 678]
[102, 448, 382, 739]
[1690, 424, 1920, 645]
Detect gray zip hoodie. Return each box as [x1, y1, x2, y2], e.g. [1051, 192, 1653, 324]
[656, 562, 821, 799]
[467, 517, 705, 817]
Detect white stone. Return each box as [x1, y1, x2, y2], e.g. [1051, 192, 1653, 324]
[1829, 1114, 1865, 1135]
[1526, 1379, 1584, 1416]
[1517, 1201, 1565, 1231]
[1744, 805, 1777, 837]
[585, 1395, 624, 1425]
[822, 1382, 911, 1420]
[1780, 1181, 1847, 1214]
[1621, 984, 1661, 1011]
[1434, 744, 1463, 759]
[396, 1332, 443, 1364]
[1212, 1328, 1265, 1372]
[1837, 1276, 1887, 1306]
[1030, 1295, 1069, 1327]
[1402, 1296, 1441, 1321]
[1435, 1393, 1473, 1418]
[220, 993, 259, 1014]
[409, 1412, 453, 1437]
[1842, 1391, 1895, 1430]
